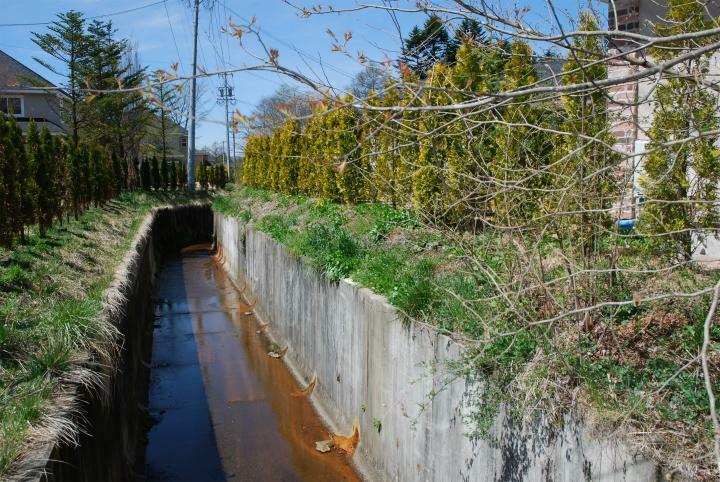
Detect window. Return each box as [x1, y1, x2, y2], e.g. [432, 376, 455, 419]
[180, 135, 188, 149]
[0, 96, 23, 116]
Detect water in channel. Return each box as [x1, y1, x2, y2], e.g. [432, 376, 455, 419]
[144, 249, 360, 481]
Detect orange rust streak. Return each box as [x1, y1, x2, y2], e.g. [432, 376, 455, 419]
[180, 243, 213, 253]
[182, 255, 360, 481]
[331, 418, 360, 458]
[291, 372, 317, 398]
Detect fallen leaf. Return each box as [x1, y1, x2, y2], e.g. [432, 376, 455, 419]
[315, 440, 333, 453]
[268, 346, 288, 358]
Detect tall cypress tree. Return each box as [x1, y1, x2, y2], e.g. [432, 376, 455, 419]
[111, 151, 123, 194]
[34, 126, 57, 236]
[552, 12, 617, 258]
[50, 134, 68, 225]
[140, 158, 152, 191]
[180, 160, 188, 191]
[492, 40, 553, 226]
[331, 100, 363, 204]
[161, 156, 169, 190]
[371, 83, 403, 206]
[412, 63, 450, 217]
[169, 161, 177, 191]
[151, 156, 160, 191]
[0, 115, 21, 246]
[640, 0, 720, 258]
[277, 120, 301, 194]
[198, 161, 208, 190]
[16, 121, 37, 241]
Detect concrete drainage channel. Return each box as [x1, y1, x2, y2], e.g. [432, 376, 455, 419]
[29, 204, 359, 482]
[25, 205, 663, 481]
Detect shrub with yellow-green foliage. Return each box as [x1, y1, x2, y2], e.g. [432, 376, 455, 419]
[236, 18, 614, 236]
[277, 120, 301, 194]
[550, 12, 618, 257]
[328, 98, 364, 204]
[492, 40, 554, 226]
[640, 0, 720, 258]
[412, 63, 451, 218]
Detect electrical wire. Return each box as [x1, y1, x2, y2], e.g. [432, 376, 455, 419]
[164, 0, 185, 75]
[216, 0, 356, 80]
[0, 0, 168, 28]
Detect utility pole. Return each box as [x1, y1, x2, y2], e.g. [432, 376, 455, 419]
[216, 72, 236, 180]
[186, 0, 200, 191]
[231, 116, 237, 173]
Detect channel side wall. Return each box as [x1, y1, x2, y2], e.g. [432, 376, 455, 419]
[215, 212, 662, 482]
[10, 204, 213, 482]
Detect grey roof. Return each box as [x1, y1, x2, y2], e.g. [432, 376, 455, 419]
[534, 58, 566, 87]
[0, 49, 54, 89]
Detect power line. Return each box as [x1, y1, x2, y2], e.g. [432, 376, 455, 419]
[164, 0, 185, 75]
[0, 0, 168, 28]
[215, 0, 356, 80]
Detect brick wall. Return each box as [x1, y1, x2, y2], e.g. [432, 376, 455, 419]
[607, 0, 642, 218]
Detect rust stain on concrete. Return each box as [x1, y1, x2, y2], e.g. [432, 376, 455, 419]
[182, 250, 360, 481]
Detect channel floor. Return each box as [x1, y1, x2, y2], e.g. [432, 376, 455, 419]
[144, 250, 359, 481]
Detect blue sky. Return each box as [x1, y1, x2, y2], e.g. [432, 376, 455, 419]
[0, 0, 605, 148]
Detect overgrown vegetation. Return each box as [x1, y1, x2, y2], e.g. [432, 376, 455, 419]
[0, 191, 208, 477]
[216, 185, 720, 478]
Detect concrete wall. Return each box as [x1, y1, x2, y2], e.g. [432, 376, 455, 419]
[215, 213, 664, 482]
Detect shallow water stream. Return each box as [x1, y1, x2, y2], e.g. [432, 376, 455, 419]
[144, 249, 359, 481]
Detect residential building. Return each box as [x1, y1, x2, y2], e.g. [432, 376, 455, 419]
[0, 49, 64, 134]
[602, 0, 720, 257]
[142, 116, 189, 161]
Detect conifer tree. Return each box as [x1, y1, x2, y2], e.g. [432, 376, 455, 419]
[180, 160, 188, 191]
[255, 136, 271, 189]
[553, 12, 617, 257]
[412, 64, 450, 217]
[277, 120, 301, 194]
[329, 101, 363, 203]
[217, 164, 227, 190]
[68, 142, 85, 219]
[396, 76, 420, 206]
[52, 135, 69, 224]
[151, 156, 160, 191]
[198, 161, 208, 190]
[299, 108, 325, 195]
[640, 0, 720, 257]
[241, 137, 257, 186]
[16, 121, 37, 240]
[267, 128, 282, 191]
[87, 146, 100, 206]
[161, 156, 169, 190]
[112, 151, 123, 194]
[0, 115, 21, 246]
[140, 158, 152, 191]
[399, 15, 451, 78]
[32, 11, 89, 147]
[371, 84, 403, 206]
[492, 40, 553, 225]
[35, 126, 58, 236]
[446, 19, 487, 64]
[169, 161, 177, 191]
[317, 112, 341, 202]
